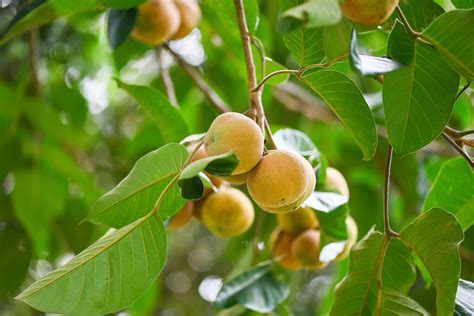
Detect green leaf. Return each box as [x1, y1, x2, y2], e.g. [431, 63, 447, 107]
[0, 83, 19, 146]
[107, 8, 137, 48]
[398, 0, 444, 31]
[331, 231, 418, 315]
[16, 214, 167, 315]
[383, 22, 459, 156]
[87, 143, 188, 228]
[215, 263, 289, 313]
[381, 288, 429, 315]
[263, 58, 291, 86]
[452, 0, 474, 8]
[103, 0, 146, 9]
[12, 169, 68, 254]
[422, 9, 474, 80]
[400, 208, 464, 316]
[116, 80, 189, 143]
[423, 158, 474, 231]
[349, 29, 403, 77]
[178, 151, 239, 199]
[303, 69, 378, 160]
[278, 0, 341, 33]
[273, 128, 320, 161]
[455, 279, 474, 315]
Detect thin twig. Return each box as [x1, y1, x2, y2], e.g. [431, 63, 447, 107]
[456, 81, 471, 100]
[264, 118, 277, 150]
[383, 146, 398, 237]
[442, 132, 474, 168]
[395, 6, 421, 39]
[162, 44, 230, 114]
[156, 47, 178, 107]
[251, 69, 300, 92]
[251, 36, 266, 80]
[28, 29, 40, 96]
[234, 0, 265, 130]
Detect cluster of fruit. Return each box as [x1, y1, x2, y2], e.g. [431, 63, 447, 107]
[132, 0, 201, 46]
[168, 112, 357, 269]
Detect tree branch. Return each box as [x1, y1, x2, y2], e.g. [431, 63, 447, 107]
[234, 0, 265, 130]
[155, 47, 178, 107]
[28, 29, 40, 96]
[162, 44, 230, 114]
[395, 6, 421, 39]
[442, 132, 474, 168]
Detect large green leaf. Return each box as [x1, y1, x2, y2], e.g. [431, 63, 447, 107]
[107, 8, 137, 48]
[452, 0, 474, 8]
[423, 158, 474, 231]
[12, 169, 68, 254]
[273, 128, 319, 160]
[398, 0, 444, 31]
[381, 288, 429, 315]
[331, 231, 418, 315]
[383, 22, 459, 156]
[278, 0, 341, 32]
[16, 214, 167, 315]
[87, 143, 188, 228]
[400, 208, 464, 316]
[455, 279, 474, 315]
[422, 9, 474, 80]
[116, 80, 189, 143]
[215, 263, 289, 313]
[303, 69, 378, 160]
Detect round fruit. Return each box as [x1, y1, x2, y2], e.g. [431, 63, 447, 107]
[269, 228, 301, 270]
[168, 201, 194, 230]
[201, 188, 254, 238]
[334, 216, 358, 262]
[325, 167, 349, 198]
[277, 207, 319, 235]
[171, 0, 201, 40]
[132, 0, 181, 46]
[341, 0, 398, 26]
[204, 112, 264, 175]
[247, 150, 316, 213]
[220, 172, 248, 185]
[291, 229, 326, 270]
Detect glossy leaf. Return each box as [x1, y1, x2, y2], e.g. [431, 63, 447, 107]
[107, 8, 137, 48]
[455, 279, 474, 315]
[400, 208, 464, 315]
[116, 80, 189, 142]
[12, 170, 68, 254]
[422, 9, 474, 80]
[178, 151, 239, 199]
[215, 264, 289, 313]
[331, 231, 417, 315]
[16, 214, 167, 315]
[452, 0, 474, 8]
[87, 143, 188, 227]
[381, 288, 429, 315]
[423, 158, 474, 231]
[273, 128, 319, 161]
[398, 0, 444, 31]
[303, 69, 378, 160]
[349, 29, 403, 77]
[383, 22, 459, 156]
[278, 0, 341, 33]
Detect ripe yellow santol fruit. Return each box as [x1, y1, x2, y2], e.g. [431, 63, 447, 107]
[341, 0, 399, 26]
[132, 0, 181, 46]
[325, 167, 350, 198]
[168, 201, 194, 230]
[247, 150, 316, 213]
[204, 112, 264, 176]
[277, 207, 319, 235]
[291, 229, 327, 270]
[201, 188, 254, 238]
[171, 0, 201, 40]
[269, 228, 301, 270]
[334, 216, 358, 262]
[219, 172, 249, 185]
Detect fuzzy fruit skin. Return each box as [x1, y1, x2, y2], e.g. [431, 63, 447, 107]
[291, 229, 326, 270]
[277, 207, 319, 235]
[341, 0, 398, 25]
[201, 188, 254, 238]
[269, 228, 301, 270]
[220, 172, 248, 185]
[247, 150, 316, 213]
[171, 0, 201, 39]
[132, 0, 181, 46]
[168, 201, 194, 230]
[334, 216, 358, 262]
[325, 167, 350, 198]
[204, 112, 264, 176]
